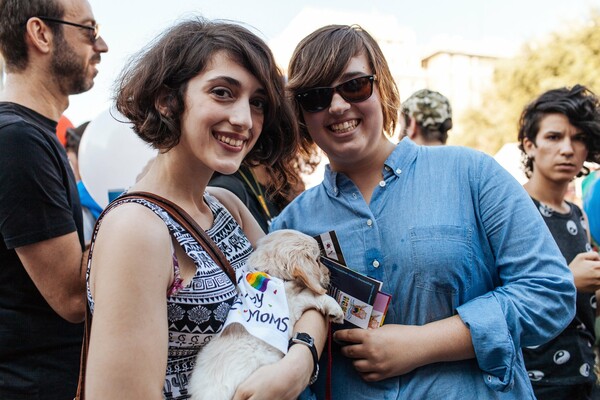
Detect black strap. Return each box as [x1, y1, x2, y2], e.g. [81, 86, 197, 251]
[73, 191, 237, 399]
[119, 191, 236, 284]
[73, 306, 90, 400]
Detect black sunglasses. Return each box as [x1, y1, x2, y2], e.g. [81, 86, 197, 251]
[37, 16, 100, 44]
[295, 75, 376, 113]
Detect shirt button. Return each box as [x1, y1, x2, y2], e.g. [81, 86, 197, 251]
[384, 165, 391, 171]
[379, 181, 386, 187]
[366, 219, 373, 226]
[396, 168, 402, 174]
[372, 260, 380, 268]
[352, 193, 358, 199]
[333, 188, 338, 195]
[487, 375, 492, 382]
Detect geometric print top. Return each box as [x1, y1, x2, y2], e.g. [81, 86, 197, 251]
[523, 198, 596, 388]
[86, 192, 252, 399]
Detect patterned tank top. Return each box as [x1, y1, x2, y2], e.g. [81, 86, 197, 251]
[86, 193, 252, 399]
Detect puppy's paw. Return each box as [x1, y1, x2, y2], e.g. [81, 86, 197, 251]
[323, 296, 344, 324]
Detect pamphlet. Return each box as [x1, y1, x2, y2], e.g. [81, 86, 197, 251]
[314, 231, 391, 329]
[368, 291, 392, 329]
[320, 256, 381, 329]
[314, 230, 346, 265]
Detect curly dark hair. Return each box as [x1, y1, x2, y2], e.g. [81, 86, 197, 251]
[0, 0, 64, 72]
[518, 84, 600, 178]
[115, 17, 301, 198]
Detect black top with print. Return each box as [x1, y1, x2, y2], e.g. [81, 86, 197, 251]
[523, 199, 596, 387]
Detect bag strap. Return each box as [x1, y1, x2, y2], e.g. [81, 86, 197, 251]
[73, 305, 91, 400]
[119, 191, 236, 284]
[73, 190, 237, 399]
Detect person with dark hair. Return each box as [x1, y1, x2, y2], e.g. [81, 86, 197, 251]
[209, 148, 318, 233]
[517, 84, 600, 399]
[209, 165, 296, 233]
[271, 24, 576, 399]
[65, 121, 103, 242]
[0, 0, 108, 398]
[84, 18, 326, 399]
[399, 88, 452, 145]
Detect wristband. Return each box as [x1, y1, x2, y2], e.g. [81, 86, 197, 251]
[288, 332, 319, 385]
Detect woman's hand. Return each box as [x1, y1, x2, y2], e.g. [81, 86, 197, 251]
[334, 324, 425, 381]
[232, 342, 313, 400]
[334, 315, 475, 382]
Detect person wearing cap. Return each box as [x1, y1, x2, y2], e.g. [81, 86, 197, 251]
[399, 88, 452, 145]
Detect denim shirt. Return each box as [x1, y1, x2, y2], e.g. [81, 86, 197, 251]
[271, 138, 576, 399]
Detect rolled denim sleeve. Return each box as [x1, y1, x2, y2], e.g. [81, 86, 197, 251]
[458, 294, 516, 391]
[457, 156, 576, 391]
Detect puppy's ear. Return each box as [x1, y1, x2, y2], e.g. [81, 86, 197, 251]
[292, 253, 327, 295]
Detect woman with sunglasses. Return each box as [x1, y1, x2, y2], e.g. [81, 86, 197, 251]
[271, 24, 576, 399]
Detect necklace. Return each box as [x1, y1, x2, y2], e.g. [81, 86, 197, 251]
[238, 167, 272, 220]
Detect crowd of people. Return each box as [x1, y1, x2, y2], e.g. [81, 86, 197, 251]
[1, 1, 599, 400]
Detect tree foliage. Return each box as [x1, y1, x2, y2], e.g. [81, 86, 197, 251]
[454, 10, 600, 155]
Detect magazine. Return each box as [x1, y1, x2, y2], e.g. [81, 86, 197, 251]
[315, 231, 391, 329]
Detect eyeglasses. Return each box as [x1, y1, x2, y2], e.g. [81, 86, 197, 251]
[295, 75, 376, 113]
[37, 16, 100, 44]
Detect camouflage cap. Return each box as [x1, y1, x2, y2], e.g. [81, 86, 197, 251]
[401, 89, 452, 128]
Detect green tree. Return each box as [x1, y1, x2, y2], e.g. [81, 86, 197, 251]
[455, 10, 600, 155]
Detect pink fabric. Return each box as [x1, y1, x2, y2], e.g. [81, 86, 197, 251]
[167, 251, 184, 297]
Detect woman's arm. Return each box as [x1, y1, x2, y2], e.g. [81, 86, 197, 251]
[210, 188, 329, 398]
[233, 309, 328, 400]
[85, 204, 173, 400]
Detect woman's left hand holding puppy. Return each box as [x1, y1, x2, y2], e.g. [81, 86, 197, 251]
[232, 344, 313, 400]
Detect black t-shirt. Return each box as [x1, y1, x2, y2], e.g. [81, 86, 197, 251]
[209, 166, 281, 233]
[0, 102, 84, 399]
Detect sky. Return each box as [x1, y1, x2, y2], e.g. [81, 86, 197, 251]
[63, 0, 599, 126]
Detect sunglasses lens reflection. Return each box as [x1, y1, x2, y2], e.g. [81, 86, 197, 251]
[340, 77, 373, 101]
[297, 76, 374, 113]
[297, 88, 334, 113]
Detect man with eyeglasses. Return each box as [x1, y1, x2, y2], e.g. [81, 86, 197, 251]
[0, 1, 107, 399]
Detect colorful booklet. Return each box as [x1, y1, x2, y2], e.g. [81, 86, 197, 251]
[320, 256, 381, 329]
[314, 231, 391, 329]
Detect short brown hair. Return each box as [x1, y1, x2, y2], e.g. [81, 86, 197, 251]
[0, 0, 64, 72]
[115, 17, 300, 195]
[287, 25, 400, 143]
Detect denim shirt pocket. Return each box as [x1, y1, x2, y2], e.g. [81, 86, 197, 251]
[410, 225, 473, 295]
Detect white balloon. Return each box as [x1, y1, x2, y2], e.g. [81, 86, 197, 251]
[79, 107, 157, 208]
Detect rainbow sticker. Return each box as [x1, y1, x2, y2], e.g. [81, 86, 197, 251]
[246, 271, 271, 292]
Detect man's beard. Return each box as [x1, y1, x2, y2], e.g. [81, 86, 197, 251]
[50, 34, 94, 95]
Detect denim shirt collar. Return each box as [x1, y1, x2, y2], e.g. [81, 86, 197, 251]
[322, 137, 420, 197]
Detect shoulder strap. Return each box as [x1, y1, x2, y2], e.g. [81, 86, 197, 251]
[74, 190, 238, 399]
[74, 307, 91, 400]
[119, 191, 237, 284]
